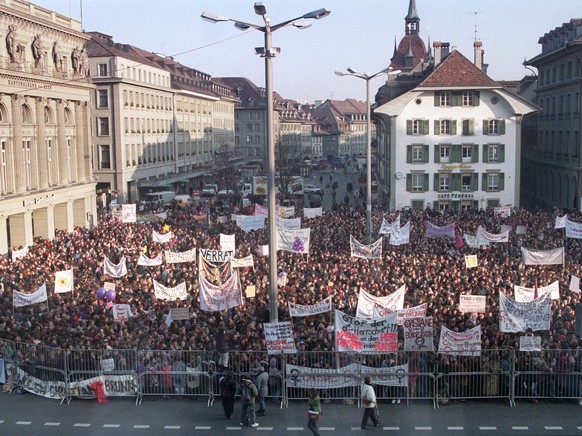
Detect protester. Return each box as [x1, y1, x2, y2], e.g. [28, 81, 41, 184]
[254, 365, 269, 416]
[237, 377, 259, 427]
[219, 372, 236, 419]
[307, 388, 322, 436]
[361, 376, 381, 429]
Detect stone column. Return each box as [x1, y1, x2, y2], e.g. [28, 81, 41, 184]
[74, 101, 84, 182]
[56, 99, 68, 184]
[35, 97, 49, 189]
[0, 215, 8, 256]
[11, 95, 26, 193]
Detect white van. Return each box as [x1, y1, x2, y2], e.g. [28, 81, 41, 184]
[174, 194, 192, 208]
[144, 191, 176, 205]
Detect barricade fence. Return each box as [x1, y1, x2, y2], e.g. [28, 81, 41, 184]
[1, 341, 582, 408]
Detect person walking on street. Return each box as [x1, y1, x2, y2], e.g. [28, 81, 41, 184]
[219, 372, 236, 419]
[307, 388, 322, 436]
[255, 365, 269, 416]
[237, 378, 259, 427]
[361, 376, 381, 429]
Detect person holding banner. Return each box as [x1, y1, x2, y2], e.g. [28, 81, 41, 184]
[307, 388, 322, 436]
[361, 376, 381, 429]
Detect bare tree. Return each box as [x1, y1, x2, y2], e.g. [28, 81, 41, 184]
[275, 132, 303, 198]
[214, 143, 238, 190]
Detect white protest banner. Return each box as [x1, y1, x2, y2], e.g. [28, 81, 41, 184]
[516, 226, 527, 235]
[335, 310, 398, 353]
[231, 255, 254, 269]
[356, 286, 405, 319]
[170, 307, 190, 321]
[152, 230, 173, 244]
[395, 303, 428, 325]
[121, 204, 136, 223]
[494, 205, 512, 218]
[350, 235, 383, 259]
[54, 269, 74, 294]
[112, 304, 133, 322]
[520, 336, 542, 352]
[104, 281, 116, 293]
[570, 275, 580, 294]
[403, 317, 434, 352]
[500, 224, 513, 234]
[199, 270, 242, 311]
[259, 244, 269, 256]
[555, 215, 567, 229]
[254, 204, 268, 216]
[438, 325, 482, 356]
[459, 295, 486, 313]
[68, 374, 139, 397]
[521, 247, 564, 265]
[425, 221, 455, 238]
[218, 216, 228, 224]
[499, 291, 551, 332]
[164, 248, 196, 263]
[303, 207, 323, 219]
[277, 227, 310, 254]
[104, 256, 127, 278]
[379, 218, 391, 235]
[278, 205, 295, 218]
[220, 234, 236, 252]
[277, 217, 301, 230]
[288, 295, 333, 317]
[137, 252, 163, 266]
[277, 271, 288, 288]
[264, 321, 297, 354]
[153, 281, 188, 301]
[237, 215, 266, 232]
[199, 249, 234, 263]
[465, 255, 478, 269]
[463, 234, 490, 248]
[390, 221, 411, 246]
[514, 280, 560, 302]
[566, 219, 582, 239]
[476, 226, 509, 243]
[13, 283, 48, 308]
[11, 246, 29, 261]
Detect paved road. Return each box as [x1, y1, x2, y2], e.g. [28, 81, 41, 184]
[1, 392, 582, 436]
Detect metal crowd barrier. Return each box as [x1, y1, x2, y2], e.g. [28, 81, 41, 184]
[2, 343, 582, 409]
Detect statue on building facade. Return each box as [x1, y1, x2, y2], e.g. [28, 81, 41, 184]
[6, 24, 17, 63]
[52, 41, 63, 71]
[72, 46, 81, 74]
[32, 34, 44, 68]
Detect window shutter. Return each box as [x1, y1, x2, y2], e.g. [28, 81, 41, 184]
[434, 144, 440, 163]
[482, 173, 487, 191]
[407, 145, 412, 163]
[474, 91, 480, 106]
[423, 144, 429, 163]
[469, 119, 474, 135]
[499, 173, 505, 190]
[452, 144, 461, 162]
[499, 144, 505, 162]
[407, 120, 412, 135]
[451, 120, 457, 135]
[433, 173, 439, 191]
[472, 173, 479, 190]
[434, 120, 440, 135]
[434, 93, 440, 106]
[452, 92, 462, 106]
[473, 200, 479, 209]
[452, 173, 461, 191]
[483, 120, 488, 135]
[406, 174, 412, 191]
[472, 144, 479, 163]
[499, 120, 506, 134]
[423, 120, 429, 135]
[423, 174, 429, 191]
[451, 200, 460, 211]
[483, 144, 489, 163]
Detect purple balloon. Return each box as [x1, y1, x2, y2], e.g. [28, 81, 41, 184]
[105, 289, 116, 302]
[96, 287, 106, 299]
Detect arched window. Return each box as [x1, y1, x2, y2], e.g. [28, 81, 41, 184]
[64, 107, 72, 124]
[44, 106, 53, 124]
[21, 104, 32, 123]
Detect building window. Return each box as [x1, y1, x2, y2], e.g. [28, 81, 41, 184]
[46, 139, 53, 185]
[462, 144, 472, 162]
[439, 91, 451, 106]
[44, 107, 52, 124]
[97, 90, 108, 108]
[98, 117, 110, 136]
[487, 173, 499, 191]
[461, 173, 473, 191]
[462, 119, 474, 136]
[440, 120, 452, 135]
[488, 144, 499, 162]
[412, 173, 424, 192]
[484, 119, 505, 135]
[440, 144, 450, 163]
[412, 145, 424, 162]
[100, 145, 111, 169]
[23, 140, 31, 189]
[407, 119, 428, 135]
[246, 123, 253, 131]
[439, 173, 450, 191]
[21, 105, 32, 123]
[462, 91, 474, 106]
[98, 63, 108, 77]
[0, 140, 6, 194]
[488, 119, 500, 135]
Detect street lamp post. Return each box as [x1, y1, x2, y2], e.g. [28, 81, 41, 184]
[202, 3, 330, 322]
[335, 67, 400, 244]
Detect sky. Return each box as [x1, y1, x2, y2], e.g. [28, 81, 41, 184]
[31, 0, 582, 103]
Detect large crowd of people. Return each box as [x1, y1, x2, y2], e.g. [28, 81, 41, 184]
[0, 181, 581, 378]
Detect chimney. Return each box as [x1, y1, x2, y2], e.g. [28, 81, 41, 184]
[433, 41, 442, 66]
[474, 41, 483, 71]
[441, 42, 450, 59]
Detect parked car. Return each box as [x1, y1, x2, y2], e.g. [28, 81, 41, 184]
[218, 189, 235, 197]
[303, 184, 323, 196]
[201, 184, 218, 197]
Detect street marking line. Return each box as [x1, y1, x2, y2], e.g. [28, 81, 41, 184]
[545, 426, 563, 431]
[74, 423, 91, 427]
[416, 427, 432, 431]
[512, 427, 529, 431]
[226, 427, 242, 431]
[287, 428, 304, 431]
[164, 426, 181, 430]
[44, 422, 61, 426]
[15, 422, 31, 425]
[257, 428, 273, 431]
[479, 427, 497, 431]
[133, 425, 150, 429]
[103, 424, 120, 428]
[319, 427, 335, 431]
[383, 427, 400, 431]
[448, 427, 464, 431]
[195, 426, 211, 430]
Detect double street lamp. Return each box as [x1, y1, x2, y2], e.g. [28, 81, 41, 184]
[335, 67, 400, 244]
[202, 4, 330, 322]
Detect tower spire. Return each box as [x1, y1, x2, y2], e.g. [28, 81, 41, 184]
[405, 0, 420, 36]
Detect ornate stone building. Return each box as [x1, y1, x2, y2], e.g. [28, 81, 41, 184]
[0, 0, 96, 256]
